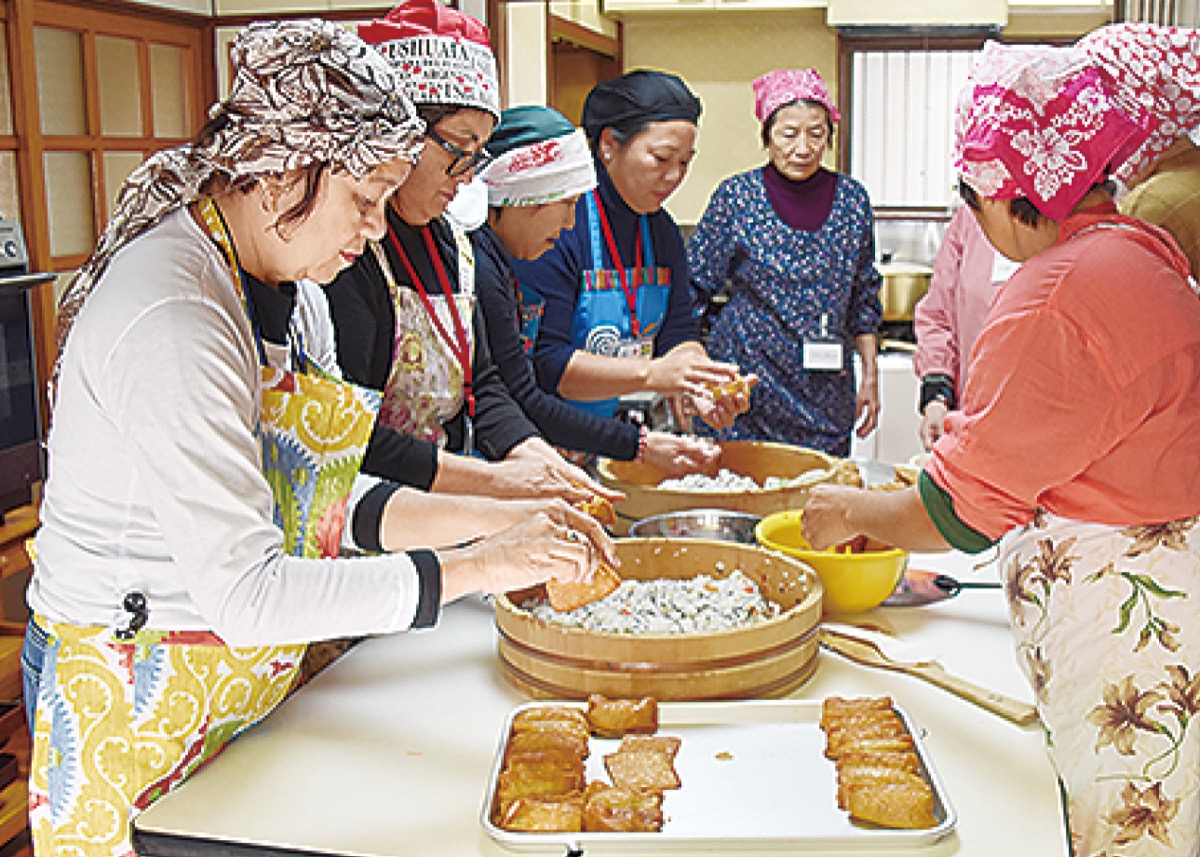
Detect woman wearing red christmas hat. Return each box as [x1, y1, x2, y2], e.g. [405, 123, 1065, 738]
[326, 0, 615, 507]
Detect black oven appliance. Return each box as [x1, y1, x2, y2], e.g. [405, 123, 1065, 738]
[0, 218, 54, 523]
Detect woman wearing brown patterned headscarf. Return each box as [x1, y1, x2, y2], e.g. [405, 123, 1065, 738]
[26, 19, 608, 857]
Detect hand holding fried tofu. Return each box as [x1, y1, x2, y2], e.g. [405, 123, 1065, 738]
[706, 374, 756, 417]
[545, 564, 622, 612]
[575, 495, 617, 528]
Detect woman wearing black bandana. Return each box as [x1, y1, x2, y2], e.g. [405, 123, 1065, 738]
[512, 70, 747, 432]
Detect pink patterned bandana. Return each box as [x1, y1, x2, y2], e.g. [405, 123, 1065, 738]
[954, 42, 1154, 220]
[1077, 23, 1200, 183]
[752, 68, 841, 125]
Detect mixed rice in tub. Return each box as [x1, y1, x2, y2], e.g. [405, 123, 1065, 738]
[526, 570, 781, 634]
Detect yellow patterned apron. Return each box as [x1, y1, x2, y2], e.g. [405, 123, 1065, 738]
[28, 200, 380, 857]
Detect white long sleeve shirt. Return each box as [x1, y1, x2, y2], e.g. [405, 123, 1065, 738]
[29, 209, 439, 646]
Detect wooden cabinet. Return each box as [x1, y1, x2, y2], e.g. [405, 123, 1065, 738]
[0, 507, 34, 857]
[602, 0, 713, 13]
[602, 0, 824, 13]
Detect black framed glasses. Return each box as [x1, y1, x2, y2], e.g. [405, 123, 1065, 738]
[427, 129, 493, 178]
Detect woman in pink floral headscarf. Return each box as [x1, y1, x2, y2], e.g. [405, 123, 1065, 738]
[801, 41, 1200, 856]
[688, 67, 882, 455]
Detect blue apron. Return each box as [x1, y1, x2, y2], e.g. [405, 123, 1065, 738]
[564, 192, 672, 418]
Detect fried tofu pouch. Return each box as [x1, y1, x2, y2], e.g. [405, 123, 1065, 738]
[545, 564, 621, 612]
[575, 495, 617, 528]
[511, 706, 591, 743]
[586, 694, 658, 739]
[706, 374, 755, 416]
[844, 781, 937, 830]
[604, 750, 680, 794]
[498, 792, 585, 832]
[582, 781, 664, 832]
[618, 734, 681, 761]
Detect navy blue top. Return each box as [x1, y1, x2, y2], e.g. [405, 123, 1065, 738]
[472, 224, 641, 460]
[688, 167, 882, 455]
[510, 163, 701, 395]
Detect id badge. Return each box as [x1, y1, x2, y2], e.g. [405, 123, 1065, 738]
[462, 415, 474, 456]
[617, 338, 654, 360]
[803, 338, 844, 371]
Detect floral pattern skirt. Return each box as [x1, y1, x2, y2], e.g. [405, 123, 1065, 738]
[28, 618, 304, 857]
[1001, 512, 1200, 857]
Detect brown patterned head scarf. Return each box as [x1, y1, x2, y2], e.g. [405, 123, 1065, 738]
[52, 18, 425, 395]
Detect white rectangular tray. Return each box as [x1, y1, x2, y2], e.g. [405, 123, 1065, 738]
[482, 698, 956, 854]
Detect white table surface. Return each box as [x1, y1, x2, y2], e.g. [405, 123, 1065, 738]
[132, 548, 1069, 857]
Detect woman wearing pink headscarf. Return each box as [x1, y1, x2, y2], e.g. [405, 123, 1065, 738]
[802, 42, 1200, 856]
[1079, 22, 1200, 282]
[688, 68, 882, 456]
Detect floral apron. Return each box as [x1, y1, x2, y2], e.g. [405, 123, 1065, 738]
[28, 200, 380, 857]
[371, 220, 476, 450]
[565, 189, 670, 419]
[1001, 512, 1200, 857]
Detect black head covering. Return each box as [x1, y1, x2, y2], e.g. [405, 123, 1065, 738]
[582, 69, 702, 141]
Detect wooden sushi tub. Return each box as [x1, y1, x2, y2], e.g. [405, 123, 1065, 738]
[494, 538, 823, 701]
[597, 440, 862, 534]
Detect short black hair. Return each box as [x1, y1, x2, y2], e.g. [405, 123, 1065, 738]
[956, 177, 1043, 228]
[957, 176, 1116, 227]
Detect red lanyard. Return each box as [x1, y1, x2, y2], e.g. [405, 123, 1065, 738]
[592, 189, 644, 338]
[387, 225, 475, 417]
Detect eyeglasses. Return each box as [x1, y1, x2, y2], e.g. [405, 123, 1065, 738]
[427, 129, 493, 178]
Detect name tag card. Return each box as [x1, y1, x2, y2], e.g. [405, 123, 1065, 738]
[803, 339, 844, 371]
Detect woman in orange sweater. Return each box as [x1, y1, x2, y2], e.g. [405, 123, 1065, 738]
[803, 41, 1200, 856]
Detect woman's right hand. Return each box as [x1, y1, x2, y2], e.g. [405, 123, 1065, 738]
[642, 432, 720, 477]
[919, 401, 949, 451]
[439, 509, 614, 603]
[644, 344, 739, 401]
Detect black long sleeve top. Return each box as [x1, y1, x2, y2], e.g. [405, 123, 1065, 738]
[472, 224, 640, 461]
[325, 210, 539, 490]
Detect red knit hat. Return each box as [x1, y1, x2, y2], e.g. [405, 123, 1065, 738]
[360, 0, 500, 119]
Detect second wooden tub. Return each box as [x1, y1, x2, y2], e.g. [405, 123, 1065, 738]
[494, 538, 824, 701]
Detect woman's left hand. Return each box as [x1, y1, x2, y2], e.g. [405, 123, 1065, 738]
[854, 376, 880, 439]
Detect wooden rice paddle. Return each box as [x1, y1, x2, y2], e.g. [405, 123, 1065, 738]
[820, 627, 1039, 727]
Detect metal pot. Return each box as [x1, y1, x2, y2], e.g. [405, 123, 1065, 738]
[628, 509, 762, 544]
[877, 262, 932, 322]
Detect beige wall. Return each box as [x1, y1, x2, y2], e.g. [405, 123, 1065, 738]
[623, 8, 836, 226]
[549, 0, 619, 37]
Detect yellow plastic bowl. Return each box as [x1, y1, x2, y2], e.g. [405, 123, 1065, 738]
[755, 509, 908, 613]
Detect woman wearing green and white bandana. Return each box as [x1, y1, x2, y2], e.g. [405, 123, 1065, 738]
[474, 105, 721, 474]
[26, 20, 608, 857]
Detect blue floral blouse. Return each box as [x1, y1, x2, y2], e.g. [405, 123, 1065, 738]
[688, 167, 882, 455]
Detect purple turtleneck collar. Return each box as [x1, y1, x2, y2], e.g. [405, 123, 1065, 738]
[762, 163, 838, 231]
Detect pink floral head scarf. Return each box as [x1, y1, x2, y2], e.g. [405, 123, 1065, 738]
[52, 18, 425, 393]
[953, 41, 1153, 220]
[752, 69, 841, 125]
[1077, 23, 1200, 183]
